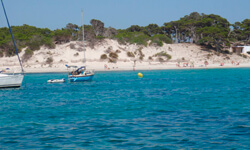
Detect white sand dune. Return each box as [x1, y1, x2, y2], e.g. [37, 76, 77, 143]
[0, 39, 250, 73]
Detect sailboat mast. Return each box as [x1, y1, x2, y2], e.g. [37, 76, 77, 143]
[1, 0, 24, 73]
[81, 10, 86, 65]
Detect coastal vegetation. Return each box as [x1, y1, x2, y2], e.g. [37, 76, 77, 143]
[100, 54, 108, 60]
[154, 51, 172, 60]
[127, 51, 135, 57]
[0, 25, 55, 57]
[0, 12, 249, 58]
[109, 52, 118, 59]
[46, 57, 53, 64]
[74, 52, 79, 57]
[134, 47, 145, 60]
[22, 48, 33, 62]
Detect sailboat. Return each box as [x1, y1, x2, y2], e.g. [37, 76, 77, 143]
[0, 0, 24, 88]
[67, 11, 94, 82]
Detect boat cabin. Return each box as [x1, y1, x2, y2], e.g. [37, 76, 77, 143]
[69, 66, 86, 75]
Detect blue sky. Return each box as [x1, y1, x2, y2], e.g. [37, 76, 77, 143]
[0, 0, 249, 30]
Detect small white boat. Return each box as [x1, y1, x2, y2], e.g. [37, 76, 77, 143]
[47, 78, 65, 83]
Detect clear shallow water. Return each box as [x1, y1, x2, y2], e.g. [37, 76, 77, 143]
[0, 68, 249, 149]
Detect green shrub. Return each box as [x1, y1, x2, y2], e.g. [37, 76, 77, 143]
[42, 37, 55, 49]
[27, 35, 46, 50]
[0, 51, 3, 57]
[223, 50, 230, 54]
[154, 51, 171, 60]
[116, 49, 121, 53]
[70, 43, 76, 49]
[0, 25, 56, 56]
[115, 31, 149, 46]
[150, 34, 172, 46]
[241, 54, 247, 58]
[131, 33, 148, 46]
[46, 57, 53, 64]
[96, 36, 105, 40]
[127, 51, 135, 57]
[109, 52, 118, 59]
[74, 52, 79, 56]
[166, 54, 172, 60]
[135, 47, 145, 58]
[207, 54, 212, 59]
[22, 49, 34, 62]
[28, 41, 40, 50]
[100, 54, 108, 59]
[225, 42, 231, 47]
[138, 47, 144, 55]
[151, 40, 163, 46]
[158, 57, 164, 62]
[47, 51, 52, 55]
[4, 48, 16, 57]
[108, 58, 116, 63]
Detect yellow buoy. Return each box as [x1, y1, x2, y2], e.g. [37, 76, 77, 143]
[138, 72, 143, 78]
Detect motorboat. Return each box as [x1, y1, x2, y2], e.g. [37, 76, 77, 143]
[68, 66, 94, 82]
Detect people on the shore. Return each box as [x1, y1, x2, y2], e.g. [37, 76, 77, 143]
[231, 61, 235, 65]
[133, 60, 136, 67]
[176, 62, 180, 67]
[183, 62, 188, 67]
[204, 61, 208, 67]
[104, 64, 108, 69]
[190, 62, 194, 68]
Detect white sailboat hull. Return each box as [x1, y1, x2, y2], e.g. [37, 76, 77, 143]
[0, 74, 24, 88]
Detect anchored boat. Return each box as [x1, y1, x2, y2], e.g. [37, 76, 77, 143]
[66, 11, 94, 82]
[67, 66, 94, 82]
[0, 0, 24, 88]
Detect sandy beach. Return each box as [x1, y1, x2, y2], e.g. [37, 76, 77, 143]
[18, 61, 250, 73]
[1, 39, 250, 73]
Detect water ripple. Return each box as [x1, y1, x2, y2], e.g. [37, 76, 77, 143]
[0, 69, 249, 149]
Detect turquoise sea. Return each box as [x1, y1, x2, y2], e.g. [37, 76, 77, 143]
[0, 68, 249, 149]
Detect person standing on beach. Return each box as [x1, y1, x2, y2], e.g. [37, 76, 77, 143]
[133, 60, 136, 71]
[204, 61, 208, 67]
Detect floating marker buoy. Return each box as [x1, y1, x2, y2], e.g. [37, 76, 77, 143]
[138, 72, 143, 78]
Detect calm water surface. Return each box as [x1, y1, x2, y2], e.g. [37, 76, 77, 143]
[0, 68, 249, 149]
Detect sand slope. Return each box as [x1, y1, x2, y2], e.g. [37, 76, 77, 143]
[0, 39, 250, 73]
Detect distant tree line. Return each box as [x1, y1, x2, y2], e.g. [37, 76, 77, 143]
[0, 12, 249, 57]
[0, 24, 54, 57]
